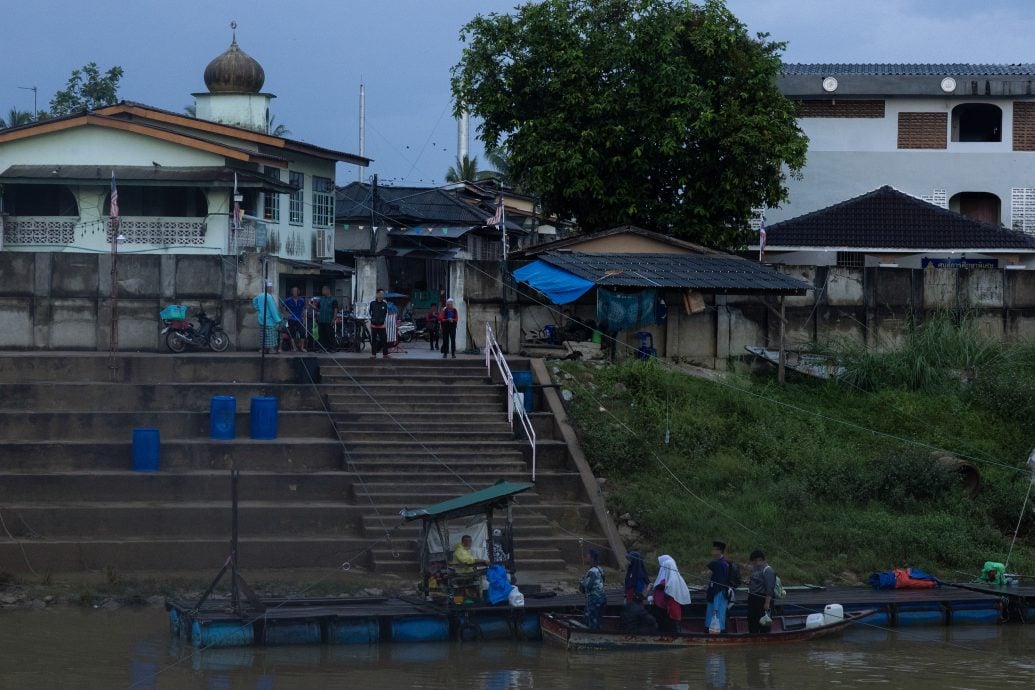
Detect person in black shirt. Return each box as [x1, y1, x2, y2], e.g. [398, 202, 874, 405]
[620, 593, 658, 634]
[368, 288, 390, 359]
[440, 297, 459, 358]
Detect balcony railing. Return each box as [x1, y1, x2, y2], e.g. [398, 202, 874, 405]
[1, 216, 77, 245]
[109, 217, 206, 245]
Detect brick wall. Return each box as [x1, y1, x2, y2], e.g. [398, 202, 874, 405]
[1014, 102, 1035, 151]
[794, 99, 885, 118]
[897, 112, 948, 149]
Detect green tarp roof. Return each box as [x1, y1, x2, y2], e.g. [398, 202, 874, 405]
[400, 480, 533, 522]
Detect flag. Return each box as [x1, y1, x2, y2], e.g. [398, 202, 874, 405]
[109, 172, 119, 224]
[758, 218, 767, 262]
[232, 172, 242, 230]
[486, 196, 504, 227]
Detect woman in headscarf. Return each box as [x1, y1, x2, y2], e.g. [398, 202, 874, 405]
[624, 551, 649, 603]
[252, 281, 284, 355]
[648, 554, 692, 633]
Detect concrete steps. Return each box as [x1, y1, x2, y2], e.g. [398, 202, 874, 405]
[0, 382, 325, 412]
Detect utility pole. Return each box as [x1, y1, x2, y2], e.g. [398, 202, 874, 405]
[369, 174, 378, 255]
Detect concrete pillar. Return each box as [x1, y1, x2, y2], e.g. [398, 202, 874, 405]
[33, 253, 52, 348]
[354, 255, 380, 314]
[449, 261, 467, 352]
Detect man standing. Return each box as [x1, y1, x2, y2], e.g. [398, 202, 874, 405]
[439, 297, 458, 359]
[284, 286, 308, 352]
[368, 288, 389, 359]
[747, 549, 776, 634]
[579, 549, 607, 630]
[705, 540, 732, 633]
[252, 281, 283, 355]
[316, 285, 338, 353]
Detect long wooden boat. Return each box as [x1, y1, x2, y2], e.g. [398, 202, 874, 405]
[745, 345, 846, 380]
[540, 609, 874, 650]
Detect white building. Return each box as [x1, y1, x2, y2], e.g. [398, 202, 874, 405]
[772, 63, 1035, 232]
[0, 33, 367, 268]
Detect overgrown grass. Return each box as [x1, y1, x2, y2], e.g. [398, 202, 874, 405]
[557, 343, 1035, 587]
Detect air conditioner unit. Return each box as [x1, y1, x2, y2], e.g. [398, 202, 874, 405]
[314, 229, 334, 259]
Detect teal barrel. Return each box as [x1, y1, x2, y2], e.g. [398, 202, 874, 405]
[263, 621, 321, 645]
[209, 396, 236, 440]
[328, 619, 380, 644]
[512, 370, 534, 413]
[131, 428, 160, 472]
[390, 616, 449, 642]
[191, 620, 254, 648]
[250, 397, 278, 440]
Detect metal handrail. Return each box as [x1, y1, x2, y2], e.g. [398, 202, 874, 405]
[485, 323, 537, 480]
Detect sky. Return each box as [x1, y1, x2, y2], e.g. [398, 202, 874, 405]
[3, 0, 1035, 186]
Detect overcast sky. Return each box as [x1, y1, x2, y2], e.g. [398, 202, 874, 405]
[2, 0, 1034, 185]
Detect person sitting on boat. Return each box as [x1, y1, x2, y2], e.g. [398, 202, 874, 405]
[747, 549, 777, 634]
[453, 535, 486, 573]
[647, 554, 691, 633]
[705, 540, 733, 633]
[619, 592, 658, 634]
[579, 549, 607, 630]
[624, 550, 649, 603]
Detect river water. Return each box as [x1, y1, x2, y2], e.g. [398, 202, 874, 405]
[1, 608, 1034, 689]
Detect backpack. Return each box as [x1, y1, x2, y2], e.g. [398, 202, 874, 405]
[728, 561, 743, 589]
[765, 565, 787, 599]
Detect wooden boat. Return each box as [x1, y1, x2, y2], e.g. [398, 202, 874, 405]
[540, 609, 875, 650]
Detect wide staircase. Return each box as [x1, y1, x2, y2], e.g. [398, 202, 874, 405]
[0, 353, 606, 579]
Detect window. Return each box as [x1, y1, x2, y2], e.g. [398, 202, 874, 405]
[105, 187, 207, 217]
[3, 184, 78, 216]
[289, 171, 304, 225]
[312, 176, 334, 228]
[836, 251, 865, 269]
[950, 192, 1001, 225]
[951, 104, 1002, 142]
[262, 167, 280, 222]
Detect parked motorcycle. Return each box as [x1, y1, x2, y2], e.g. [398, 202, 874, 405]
[161, 308, 231, 353]
[334, 310, 370, 352]
[397, 319, 417, 343]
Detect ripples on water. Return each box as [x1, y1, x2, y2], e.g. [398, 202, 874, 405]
[0, 609, 1034, 689]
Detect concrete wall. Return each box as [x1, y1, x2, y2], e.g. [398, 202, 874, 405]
[0, 251, 294, 351]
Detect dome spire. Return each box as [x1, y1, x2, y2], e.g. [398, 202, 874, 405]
[203, 22, 265, 94]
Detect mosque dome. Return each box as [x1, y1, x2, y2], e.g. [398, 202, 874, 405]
[203, 30, 265, 94]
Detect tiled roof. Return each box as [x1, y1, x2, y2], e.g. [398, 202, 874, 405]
[335, 182, 522, 231]
[765, 186, 1035, 250]
[538, 252, 809, 294]
[782, 63, 1035, 77]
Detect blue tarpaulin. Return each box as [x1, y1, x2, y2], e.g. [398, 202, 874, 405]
[512, 261, 595, 305]
[597, 288, 657, 331]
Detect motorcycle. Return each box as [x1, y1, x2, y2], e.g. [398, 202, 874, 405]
[162, 308, 231, 353]
[397, 319, 418, 343]
[333, 310, 370, 352]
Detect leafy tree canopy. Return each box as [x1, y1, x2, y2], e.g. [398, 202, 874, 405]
[451, 0, 808, 248]
[49, 62, 124, 116]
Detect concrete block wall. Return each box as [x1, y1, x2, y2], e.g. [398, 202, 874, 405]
[0, 251, 273, 351]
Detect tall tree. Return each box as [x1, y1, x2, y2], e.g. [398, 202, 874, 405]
[451, 0, 808, 248]
[49, 62, 124, 116]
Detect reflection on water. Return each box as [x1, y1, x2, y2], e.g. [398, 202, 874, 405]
[0, 609, 1033, 689]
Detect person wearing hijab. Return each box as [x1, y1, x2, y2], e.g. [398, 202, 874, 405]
[252, 280, 283, 355]
[624, 551, 649, 603]
[579, 549, 607, 630]
[648, 554, 692, 633]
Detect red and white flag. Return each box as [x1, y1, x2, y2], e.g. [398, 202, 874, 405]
[110, 171, 119, 224]
[486, 196, 504, 227]
[233, 172, 242, 230]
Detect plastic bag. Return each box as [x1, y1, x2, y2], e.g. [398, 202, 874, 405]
[508, 587, 525, 607]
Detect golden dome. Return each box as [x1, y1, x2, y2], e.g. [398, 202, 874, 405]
[203, 31, 265, 94]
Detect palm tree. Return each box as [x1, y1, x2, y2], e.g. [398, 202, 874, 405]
[483, 146, 512, 187]
[183, 104, 196, 117]
[0, 108, 33, 129]
[445, 154, 492, 183]
[268, 115, 290, 137]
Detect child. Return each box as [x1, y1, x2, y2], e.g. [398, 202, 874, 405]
[426, 304, 440, 351]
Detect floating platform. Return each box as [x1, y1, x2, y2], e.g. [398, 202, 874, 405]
[167, 582, 1017, 648]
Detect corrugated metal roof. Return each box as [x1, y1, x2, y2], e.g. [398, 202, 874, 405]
[537, 252, 810, 294]
[0, 165, 295, 192]
[336, 181, 523, 232]
[764, 186, 1035, 250]
[782, 63, 1035, 77]
[400, 481, 533, 521]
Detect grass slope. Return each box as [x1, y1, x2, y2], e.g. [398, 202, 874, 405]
[557, 322, 1035, 586]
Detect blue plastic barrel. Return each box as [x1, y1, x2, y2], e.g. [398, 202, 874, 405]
[132, 428, 160, 472]
[512, 370, 534, 413]
[390, 616, 449, 642]
[264, 621, 321, 645]
[191, 620, 254, 648]
[328, 619, 380, 645]
[250, 397, 278, 440]
[543, 324, 557, 344]
[210, 396, 236, 440]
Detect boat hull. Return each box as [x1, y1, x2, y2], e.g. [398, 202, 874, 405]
[540, 610, 874, 651]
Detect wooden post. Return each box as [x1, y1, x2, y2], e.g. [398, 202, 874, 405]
[778, 296, 786, 385]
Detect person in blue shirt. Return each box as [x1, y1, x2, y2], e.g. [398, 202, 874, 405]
[579, 549, 607, 630]
[705, 540, 733, 632]
[251, 281, 283, 355]
[284, 286, 309, 352]
[316, 285, 338, 353]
